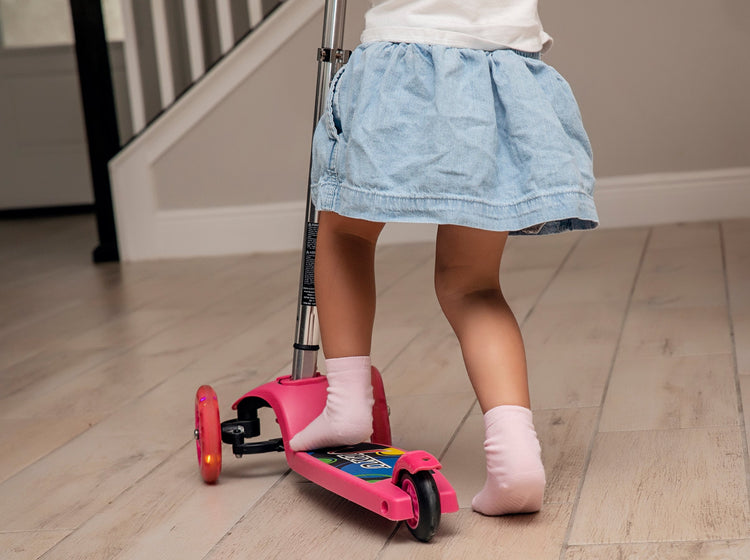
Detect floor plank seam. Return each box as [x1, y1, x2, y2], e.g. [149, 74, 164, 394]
[567, 536, 750, 547]
[0, 529, 70, 534]
[558, 226, 653, 560]
[375, 318, 433, 375]
[374, 246, 435, 299]
[0, 340, 171, 484]
[37, 444, 203, 559]
[34, 525, 89, 557]
[6, 333, 263, 490]
[517, 231, 584, 326]
[2, 345, 123, 402]
[504, 231, 585, 560]
[592, 425, 744, 436]
[208, 261, 300, 316]
[438, 397, 478, 463]
[0, 298, 82, 341]
[719, 221, 750, 512]
[201, 468, 294, 560]
[374, 519, 404, 559]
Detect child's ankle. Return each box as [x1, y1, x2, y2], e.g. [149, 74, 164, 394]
[472, 405, 545, 516]
[288, 356, 374, 451]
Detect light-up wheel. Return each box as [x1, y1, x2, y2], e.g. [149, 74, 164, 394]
[195, 385, 222, 483]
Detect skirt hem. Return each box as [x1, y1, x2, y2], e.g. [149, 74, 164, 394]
[313, 175, 599, 236]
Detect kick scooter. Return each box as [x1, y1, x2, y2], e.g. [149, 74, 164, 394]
[193, 0, 458, 543]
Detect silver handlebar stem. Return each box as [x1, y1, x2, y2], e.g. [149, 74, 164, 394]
[291, 0, 349, 380]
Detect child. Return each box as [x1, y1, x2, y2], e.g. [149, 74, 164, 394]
[289, 0, 598, 516]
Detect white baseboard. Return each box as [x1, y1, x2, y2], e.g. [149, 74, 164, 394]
[595, 167, 750, 229]
[151, 203, 438, 259]
[117, 167, 749, 261]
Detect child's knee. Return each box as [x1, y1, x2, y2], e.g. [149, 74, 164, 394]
[434, 268, 503, 313]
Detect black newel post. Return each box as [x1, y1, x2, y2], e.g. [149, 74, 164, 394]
[69, 0, 121, 263]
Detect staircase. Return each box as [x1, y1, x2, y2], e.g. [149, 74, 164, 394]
[111, 0, 327, 261]
[120, 0, 286, 138]
[110, 0, 435, 261]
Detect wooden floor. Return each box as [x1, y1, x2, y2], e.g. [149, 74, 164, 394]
[1, 215, 749, 559]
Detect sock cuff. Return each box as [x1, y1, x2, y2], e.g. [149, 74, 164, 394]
[325, 355, 371, 375]
[483, 404, 533, 430]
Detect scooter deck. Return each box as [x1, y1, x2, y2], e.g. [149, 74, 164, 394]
[307, 443, 409, 483]
[289, 442, 458, 521]
[230, 375, 458, 522]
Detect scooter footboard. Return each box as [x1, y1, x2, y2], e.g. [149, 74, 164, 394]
[290, 451, 414, 521]
[289, 444, 459, 520]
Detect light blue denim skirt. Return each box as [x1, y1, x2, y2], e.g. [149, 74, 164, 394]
[310, 42, 599, 235]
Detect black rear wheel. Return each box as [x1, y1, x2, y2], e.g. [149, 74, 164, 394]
[398, 470, 441, 542]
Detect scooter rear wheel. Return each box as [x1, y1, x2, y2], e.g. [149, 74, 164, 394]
[195, 385, 222, 483]
[399, 471, 441, 542]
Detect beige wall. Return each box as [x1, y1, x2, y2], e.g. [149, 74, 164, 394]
[154, 1, 371, 210]
[153, 0, 750, 210]
[153, 12, 323, 209]
[540, 0, 750, 178]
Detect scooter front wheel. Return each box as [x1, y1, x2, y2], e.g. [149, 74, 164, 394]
[398, 470, 441, 542]
[195, 385, 222, 483]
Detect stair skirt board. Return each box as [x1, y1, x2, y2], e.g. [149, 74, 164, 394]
[112, 167, 750, 261]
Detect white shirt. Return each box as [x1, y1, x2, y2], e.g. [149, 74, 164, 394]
[361, 0, 552, 53]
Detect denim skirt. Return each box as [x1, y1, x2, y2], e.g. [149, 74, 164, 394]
[310, 42, 599, 235]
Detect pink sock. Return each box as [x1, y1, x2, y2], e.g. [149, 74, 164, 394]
[472, 405, 546, 516]
[289, 356, 374, 451]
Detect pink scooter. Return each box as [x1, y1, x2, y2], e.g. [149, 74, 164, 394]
[193, 0, 458, 543]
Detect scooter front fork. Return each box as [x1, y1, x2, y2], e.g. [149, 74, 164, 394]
[220, 397, 284, 457]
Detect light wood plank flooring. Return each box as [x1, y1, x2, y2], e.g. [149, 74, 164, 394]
[1, 215, 749, 559]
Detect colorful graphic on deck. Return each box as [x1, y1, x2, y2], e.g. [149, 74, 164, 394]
[308, 443, 404, 483]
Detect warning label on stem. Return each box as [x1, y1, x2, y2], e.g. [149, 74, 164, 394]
[301, 222, 318, 306]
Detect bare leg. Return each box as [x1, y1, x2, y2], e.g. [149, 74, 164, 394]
[315, 211, 385, 358]
[434, 225, 544, 515]
[434, 225, 529, 412]
[289, 211, 384, 451]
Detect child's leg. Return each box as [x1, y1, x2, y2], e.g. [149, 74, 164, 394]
[434, 225, 545, 515]
[289, 211, 385, 451]
[314, 211, 384, 359]
[434, 226, 528, 410]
